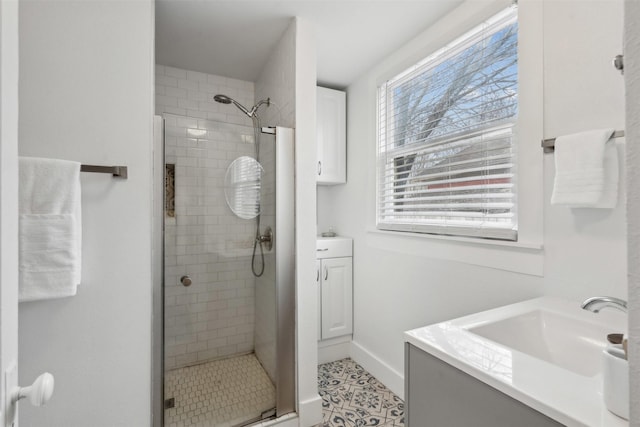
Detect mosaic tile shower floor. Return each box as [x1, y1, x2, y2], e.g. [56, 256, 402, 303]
[164, 353, 275, 427]
[318, 358, 405, 427]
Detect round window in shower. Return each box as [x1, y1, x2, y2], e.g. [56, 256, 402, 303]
[224, 156, 263, 219]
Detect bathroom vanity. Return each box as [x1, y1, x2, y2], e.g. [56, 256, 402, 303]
[404, 297, 628, 427]
[405, 343, 563, 426]
[316, 236, 353, 363]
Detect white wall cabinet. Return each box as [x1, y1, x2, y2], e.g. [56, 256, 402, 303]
[316, 86, 346, 185]
[316, 237, 352, 341]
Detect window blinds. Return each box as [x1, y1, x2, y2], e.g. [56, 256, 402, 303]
[377, 7, 518, 241]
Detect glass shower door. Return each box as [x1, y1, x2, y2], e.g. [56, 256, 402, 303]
[162, 114, 280, 427]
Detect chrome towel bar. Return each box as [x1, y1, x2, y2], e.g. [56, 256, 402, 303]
[80, 164, 128, 178]
[541, 130, 625, 153]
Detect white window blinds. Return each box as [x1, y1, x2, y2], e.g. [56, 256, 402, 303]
[377, 6, 518, 241]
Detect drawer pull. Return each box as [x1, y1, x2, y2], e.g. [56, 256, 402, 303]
[317, 248, 329, 252]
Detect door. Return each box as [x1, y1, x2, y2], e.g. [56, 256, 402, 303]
[0, 1, 20, 425]
[320, 257, 353, 340]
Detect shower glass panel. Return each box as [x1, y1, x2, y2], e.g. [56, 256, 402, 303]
[162, 114, 280, 427]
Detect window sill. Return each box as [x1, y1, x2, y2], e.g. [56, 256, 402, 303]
[365, 228, 544, 276]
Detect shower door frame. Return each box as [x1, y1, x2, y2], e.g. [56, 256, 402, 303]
[272, 126, 296, 417]
[152, 115, 165, 427]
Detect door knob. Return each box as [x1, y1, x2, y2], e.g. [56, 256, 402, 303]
[13, 372, 55, 406]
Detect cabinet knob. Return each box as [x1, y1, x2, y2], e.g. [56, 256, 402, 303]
[180, 275, 192, 287]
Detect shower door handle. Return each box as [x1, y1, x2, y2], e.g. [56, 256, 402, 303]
[317, 161, 322, 176]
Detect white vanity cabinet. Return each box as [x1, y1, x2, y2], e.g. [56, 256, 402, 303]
[316, 237, 352, 341]
[316, 86, 346, 185]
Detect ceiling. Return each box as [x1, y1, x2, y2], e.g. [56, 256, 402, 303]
[155, 1, 464, 89]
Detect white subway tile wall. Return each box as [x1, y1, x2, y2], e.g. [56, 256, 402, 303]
[156, 64, 255, 124]
[162, 114, 258, 370]
[156, 65, 262, 370]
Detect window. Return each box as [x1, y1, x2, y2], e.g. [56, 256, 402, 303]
[377, 6, 518, 241]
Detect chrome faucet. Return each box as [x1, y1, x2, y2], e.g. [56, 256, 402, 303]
[581, 296, 627, 313]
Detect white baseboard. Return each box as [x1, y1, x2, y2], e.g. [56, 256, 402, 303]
[318, 335, 351, 364]
[349, 340, 405, 399]
[297, 394, 323, 427]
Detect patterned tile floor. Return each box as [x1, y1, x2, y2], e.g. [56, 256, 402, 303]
[318, 358, 405, 427]
[164, 353, 276, 427]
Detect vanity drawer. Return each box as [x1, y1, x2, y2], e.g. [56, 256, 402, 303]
[316, 238, 352, 259]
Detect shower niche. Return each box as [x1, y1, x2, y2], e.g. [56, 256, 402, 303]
[160, 105, 294, 426]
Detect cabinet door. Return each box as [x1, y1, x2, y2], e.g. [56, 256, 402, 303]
[317, 87, 346, 185]
[316, 259, 322, 341]
[321, 257, 353, 339]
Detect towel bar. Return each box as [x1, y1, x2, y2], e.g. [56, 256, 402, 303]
[80, 164, 128, 178]
[541, 130, 625, 153]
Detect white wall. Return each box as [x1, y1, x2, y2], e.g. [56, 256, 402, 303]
[256, 23, 296, 129]
[293, 17, 323, 427]
[0, 2, 20, 426]
[18, 2, 154, 425]
[624, 0, 640, 423]
[318, 0, 627, 397]
[541, 0, 626, 300]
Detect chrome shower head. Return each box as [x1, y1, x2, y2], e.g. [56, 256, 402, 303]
[214, 94, 270, 118]
[213, 94, 232, 104]
[214, 94, 251, 116]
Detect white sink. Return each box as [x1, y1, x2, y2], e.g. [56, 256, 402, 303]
[468, 309, 613, 377]
[404, 297, 628, 427]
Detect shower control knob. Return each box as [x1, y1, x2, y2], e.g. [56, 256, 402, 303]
[613, 54, 624, 73]
[180, 275, 192, 287]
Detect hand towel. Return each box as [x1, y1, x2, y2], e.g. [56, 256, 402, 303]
[550, 129, 618, 208]
[19, 157, 82, 302]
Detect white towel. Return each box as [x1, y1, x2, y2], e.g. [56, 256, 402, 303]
[19, 157, 82, 302]
[551, 129, 618, 208]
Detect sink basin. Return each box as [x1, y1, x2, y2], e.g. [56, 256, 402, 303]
[467, 309, 612, 377]
[404, 297, 628, 427]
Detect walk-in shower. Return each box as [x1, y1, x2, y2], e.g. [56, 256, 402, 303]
[156, 93, 295, 426]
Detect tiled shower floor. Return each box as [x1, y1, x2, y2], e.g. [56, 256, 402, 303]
[164, 353, 276, 427]
[318, 358, 405, 427]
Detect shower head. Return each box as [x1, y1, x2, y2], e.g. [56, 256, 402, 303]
[213, 94, 270, 118]
[213, 94, 232, 104]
